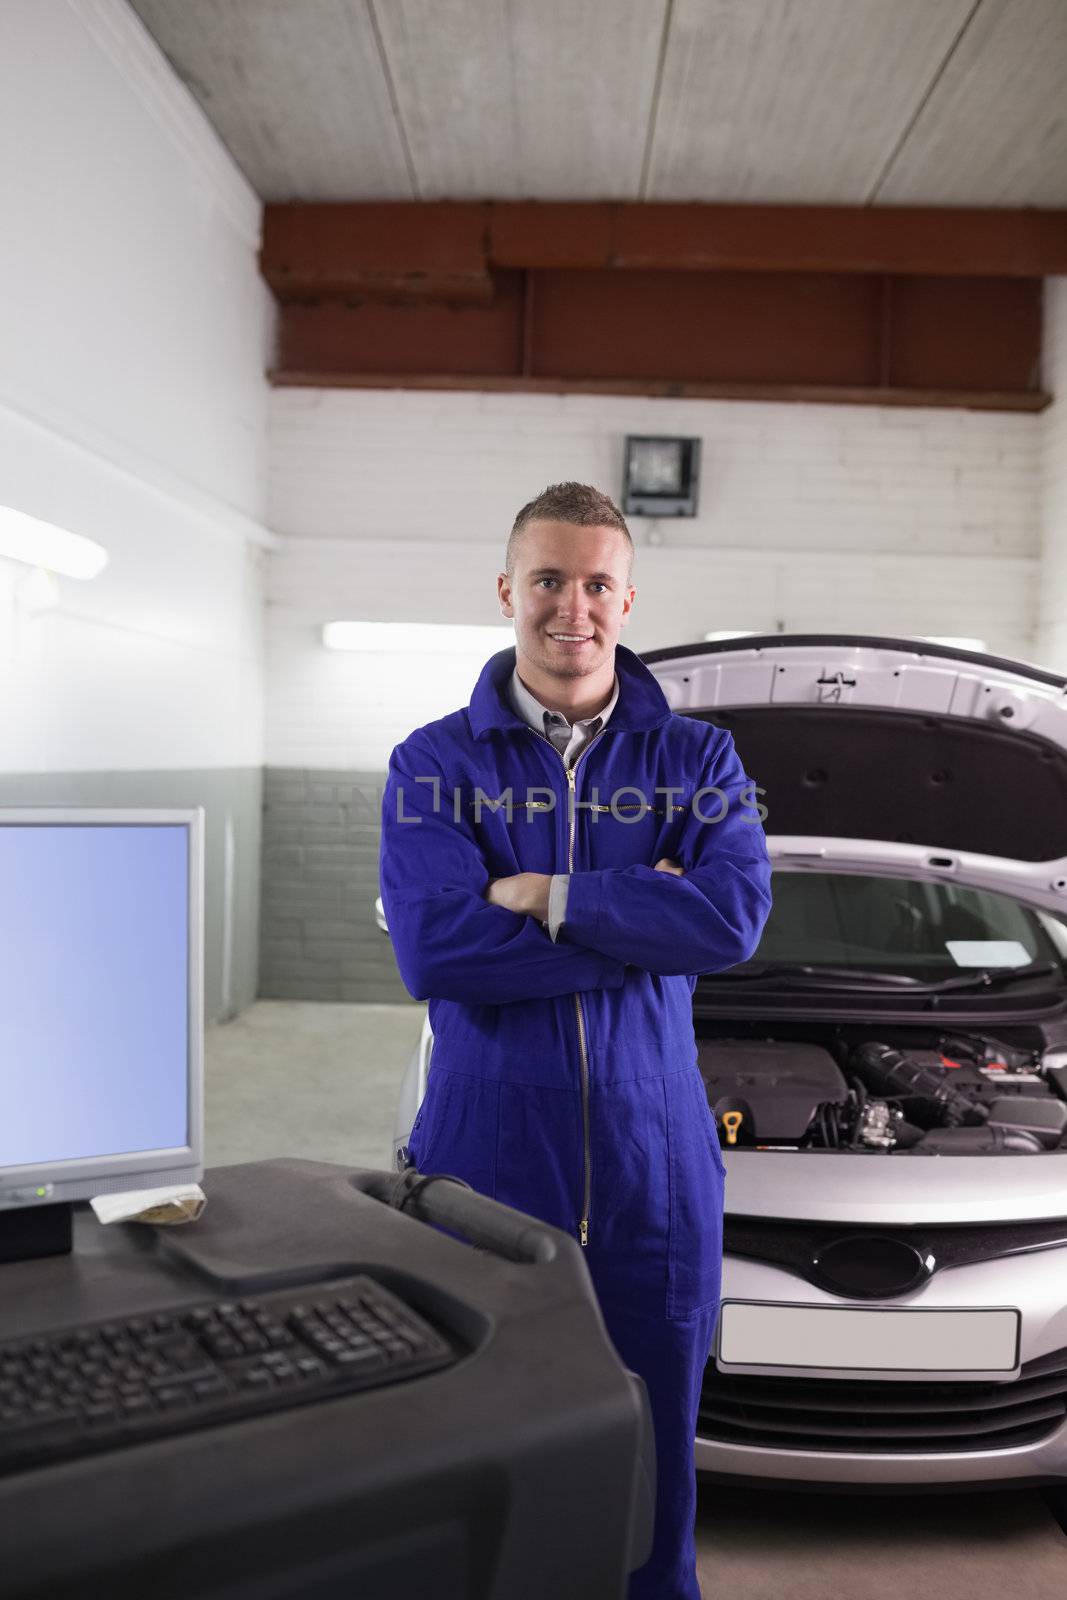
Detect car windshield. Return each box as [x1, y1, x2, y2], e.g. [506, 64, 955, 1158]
[718, 871, 1067, 984]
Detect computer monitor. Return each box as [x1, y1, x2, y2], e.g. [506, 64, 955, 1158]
[0, 809, 204, 1259]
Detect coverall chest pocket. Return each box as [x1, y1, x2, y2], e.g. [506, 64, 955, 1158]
[664, 1069, 725, 1320]
[582, 792, 686, 872]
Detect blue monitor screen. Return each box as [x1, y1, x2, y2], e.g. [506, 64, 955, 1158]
[0, 825, 189, 1170]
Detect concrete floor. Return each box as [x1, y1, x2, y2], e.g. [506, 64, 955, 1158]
[205, 1001, 1067, 1596]
[205, 999, 424, 1172]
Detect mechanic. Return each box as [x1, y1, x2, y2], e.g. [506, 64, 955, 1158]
[380, 482, 772, 1599]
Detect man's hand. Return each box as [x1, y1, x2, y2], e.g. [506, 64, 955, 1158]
[485, 872, 553, 920]
[654, 857, 685, 876]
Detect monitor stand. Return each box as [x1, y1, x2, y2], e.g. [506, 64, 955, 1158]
[0, 1202, 73, 1265]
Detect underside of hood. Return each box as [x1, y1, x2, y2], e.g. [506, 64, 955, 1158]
[642, 635, 1067, 863]
[699, 703, 1067, 861]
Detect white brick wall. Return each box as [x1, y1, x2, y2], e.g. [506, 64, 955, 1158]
[271, 389, 1040, 557]
[267, 389, 1043, 769]
[1038, 278, 1067, 674]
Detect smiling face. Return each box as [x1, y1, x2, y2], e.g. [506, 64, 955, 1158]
[497, 518, 636, 699]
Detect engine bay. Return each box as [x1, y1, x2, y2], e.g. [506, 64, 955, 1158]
[698, 1028, 1067, 1156]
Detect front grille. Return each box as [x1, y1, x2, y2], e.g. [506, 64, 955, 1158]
[723, 1215, 1067, 1287]
[699, 1344, 1067, 1454]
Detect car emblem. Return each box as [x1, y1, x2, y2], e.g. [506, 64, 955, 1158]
[810, 1234, 933, 1298]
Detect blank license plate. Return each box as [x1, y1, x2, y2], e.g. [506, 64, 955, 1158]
[717, 1301, 1020, 1375]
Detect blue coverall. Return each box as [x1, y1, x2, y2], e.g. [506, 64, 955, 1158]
[380, 643, 772, 1597]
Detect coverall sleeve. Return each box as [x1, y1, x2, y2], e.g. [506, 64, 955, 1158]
[558, 729, 772, 976]
[380, 736, 628, 1003]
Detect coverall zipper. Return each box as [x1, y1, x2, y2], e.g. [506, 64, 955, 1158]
[524, 727, 605, 1248]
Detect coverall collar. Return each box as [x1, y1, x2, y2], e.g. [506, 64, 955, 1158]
[508, 665, 620, 735]
[469, 643, 673, 741]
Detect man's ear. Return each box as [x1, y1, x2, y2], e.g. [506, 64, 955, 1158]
[497, 572, 514, 617]
[619, 583, 636, 627]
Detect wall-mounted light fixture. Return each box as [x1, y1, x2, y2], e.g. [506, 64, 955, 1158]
[623, 436, 701, 518]
[0, 505, 108, 580]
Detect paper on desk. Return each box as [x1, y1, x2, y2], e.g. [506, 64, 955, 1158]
[90, 1184, 207, 1226]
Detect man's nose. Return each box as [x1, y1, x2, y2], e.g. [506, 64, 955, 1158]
[556, 586, 589, 619]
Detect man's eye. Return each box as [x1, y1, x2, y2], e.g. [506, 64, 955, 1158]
[590, 583, 607, 593]
[537, 578, 556, 588]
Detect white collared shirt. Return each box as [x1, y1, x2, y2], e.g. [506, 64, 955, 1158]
[506, 666, 619, 940]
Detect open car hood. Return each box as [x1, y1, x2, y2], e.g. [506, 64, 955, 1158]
[642, 634, 1067, 914]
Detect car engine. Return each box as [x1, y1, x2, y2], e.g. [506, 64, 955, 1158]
[697, 1034, 1067, 1155]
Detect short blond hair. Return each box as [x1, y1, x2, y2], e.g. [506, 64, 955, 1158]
[507, 482, 633, 579]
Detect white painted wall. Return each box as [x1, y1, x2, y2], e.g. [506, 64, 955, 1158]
[0, 0, 273, 774]
[1038, 278, 1067, 674]
[266, 389, 1043, 769]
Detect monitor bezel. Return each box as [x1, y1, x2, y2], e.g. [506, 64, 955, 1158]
[0, 807, 204, 1207]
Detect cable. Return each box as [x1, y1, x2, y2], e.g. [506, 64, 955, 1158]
[392, 1169, 474, 1217]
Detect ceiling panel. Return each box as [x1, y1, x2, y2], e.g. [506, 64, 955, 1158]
[374, 0, 668, 200]
[877, 0, 1067, 205]
[129, 0, 414, 199]
[126, 0, 1067, 208]
[645, 0, 976, 203]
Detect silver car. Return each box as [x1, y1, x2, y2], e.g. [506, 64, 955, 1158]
[380, 634, 1067, 1491]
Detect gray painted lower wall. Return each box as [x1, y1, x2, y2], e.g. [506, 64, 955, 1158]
[260, 768, 411, 1003]
[0, 769, 262, 1025]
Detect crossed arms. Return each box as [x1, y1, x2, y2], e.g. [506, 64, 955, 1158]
[379, 731, 772, 1004]
[485, 859, 685, 920]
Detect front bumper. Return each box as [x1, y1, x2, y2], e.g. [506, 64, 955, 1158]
[694, 1247, 1067, 1486]
[695, 1417, 1067, 1487]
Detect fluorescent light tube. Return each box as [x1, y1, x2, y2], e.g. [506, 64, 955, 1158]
[0, 506, 108, 579]
[914, 636, 988, 653]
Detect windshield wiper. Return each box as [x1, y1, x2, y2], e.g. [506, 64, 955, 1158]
[915, 961, 1059, 994]
[709, 963, 923, 988]
[704, 960, 1060, 995]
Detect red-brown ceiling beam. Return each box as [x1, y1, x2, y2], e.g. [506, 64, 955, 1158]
[270, 374, 1046, 412]
[272, 268, 1046, 411]
[261, 202, 493, 303]
[493, 203, 1067, 277]
[262, 202, 1067, 297]
[262, 204, 1055, 410]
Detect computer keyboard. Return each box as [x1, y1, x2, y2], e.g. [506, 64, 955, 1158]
[0, 1274, 456, 1475]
